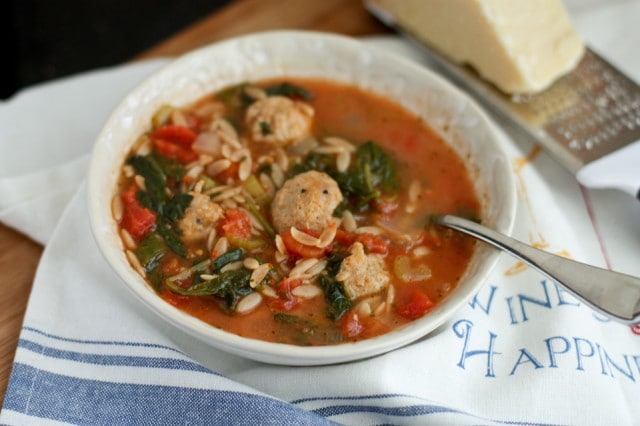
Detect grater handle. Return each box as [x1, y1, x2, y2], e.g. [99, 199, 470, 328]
[576, 140, 640, 199]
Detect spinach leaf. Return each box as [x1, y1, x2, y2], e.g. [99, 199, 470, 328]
[215, 269, 254, 310]
[213, 248, 245, 272]
[332, 201, 347, 218]
[273, 313, 303, 324]
[216, 83, 254, 109]
[128, 154, 191, 216]
[273, 313, 317, 332]
[128, 155, 166, 211]
[316, 250, 351, 321]
[146, 268, 166, 292]
[319, 274, 351, 321]
[156, 221, 188, 258]
[273, 313, 321, 345]
[265, 82, 314, 101]
[151, 152, 186, 184]
[159, 193, 193, 257]
[292, 141, 400, 211]
[355, 141, 399, 194]
[290, 153, 335, 176]
[127, 154, 192, 257]
[339, 141, 399, 205]
[134, 233, 165, 272]
[164, 193, 193, 223]
[166, 259, 211, 284]
[325, 250, 347, 276]
[166, 268, 253, 311]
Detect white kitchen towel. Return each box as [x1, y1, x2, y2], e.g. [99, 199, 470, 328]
[0, 59, 169, 244]
[2, 1, 640, 424]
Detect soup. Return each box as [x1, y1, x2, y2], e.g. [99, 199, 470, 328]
[113, 78, 480, 346]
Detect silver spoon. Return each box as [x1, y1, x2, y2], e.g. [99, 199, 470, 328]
[436, 215, 640, 325]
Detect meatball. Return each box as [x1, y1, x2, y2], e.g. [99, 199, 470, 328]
[271, 171, 343, 234]
[245, 96, 314, 145]
[178, 193, 223, 242]
[337, 242, 390, 300]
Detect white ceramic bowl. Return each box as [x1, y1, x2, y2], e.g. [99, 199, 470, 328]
[88, 31, 516, 365]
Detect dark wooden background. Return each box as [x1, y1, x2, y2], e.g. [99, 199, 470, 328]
[2, 0, 230, 99]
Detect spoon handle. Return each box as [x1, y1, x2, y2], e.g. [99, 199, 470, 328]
[437, 215, 640, 324]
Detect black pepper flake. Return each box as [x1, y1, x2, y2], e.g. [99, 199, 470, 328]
[259, 121, 272, 135]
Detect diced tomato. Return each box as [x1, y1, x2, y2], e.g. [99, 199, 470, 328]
[631, 324, 640, 335]
[276, 278, 302, 297]
[341, 310, 364, 338]
[216, 161, 239, 182]
[152, 138, 198, 164]
[219, 208, 252, 240]
[334, 229, 356, 246]
[334, 230, 388, 255]
[150, 123, 198, 164]
[120, 185, 156, 241]
[151, 125, 197, 148]
[269, 278, 302, 311]
[279, 230, 329, 258]
[355, 233, 389, 255]
[396, 289, 434, 320]
[182, 174, 196, 186]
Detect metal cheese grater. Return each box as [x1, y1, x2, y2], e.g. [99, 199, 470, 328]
[366, 1, 640, 199]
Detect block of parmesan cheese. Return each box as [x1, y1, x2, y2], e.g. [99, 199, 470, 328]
[369, 0, 585, 94]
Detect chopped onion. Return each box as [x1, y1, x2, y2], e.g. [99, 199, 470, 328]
[192, 131, 221, 156]
[393, 255, 431, 282]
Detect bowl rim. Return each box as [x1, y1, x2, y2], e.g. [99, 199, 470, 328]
[87, 30, 517, 365]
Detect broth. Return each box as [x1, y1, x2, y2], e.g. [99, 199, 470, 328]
[114, 78, 480, 345]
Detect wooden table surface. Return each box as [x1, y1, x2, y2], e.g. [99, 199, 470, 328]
[0, 0, 389, 406]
